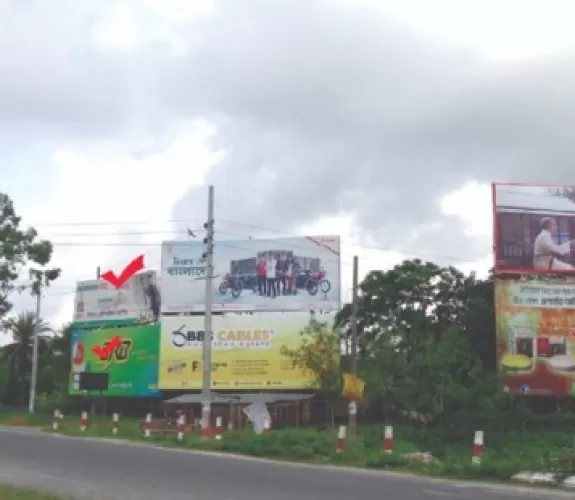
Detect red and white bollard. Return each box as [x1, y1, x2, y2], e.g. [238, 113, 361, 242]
[144, 413, 152, 438]
[52, 410, 62, 430]
[112, 413, 119, 435]
[383, 425, 393, 453]
[215, 417, 223, 440]
[472, 430, 484, 465]
[201, 417, 211, 440]
[336, 425, 346, 453]
[262, 416, 271, 435]
[80, 411, 88, 432]
[177, 415, 186, 442]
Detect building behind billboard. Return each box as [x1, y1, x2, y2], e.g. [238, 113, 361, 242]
[158, 311, 337, 390]
[70, 323, 161, 397]
[493, 183, 575, 274]
[73, 271, 160, 328]
[495, 278, 575, 397]
[160, 236, 341, 313]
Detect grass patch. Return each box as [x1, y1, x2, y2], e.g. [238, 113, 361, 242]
[0, 484, 70, 499]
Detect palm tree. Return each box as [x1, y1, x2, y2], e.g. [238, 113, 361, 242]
[1, 311, 52, 406]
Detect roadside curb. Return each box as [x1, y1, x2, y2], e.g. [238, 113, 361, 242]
[512, 471, 575, 488]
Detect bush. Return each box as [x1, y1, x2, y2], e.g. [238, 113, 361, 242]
[366, 453, 408, 469]
[218, 429, 335, 461]
[542, 447, 575, 482]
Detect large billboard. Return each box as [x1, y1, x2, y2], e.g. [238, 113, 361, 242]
[73, 271, 160, 328]
[160, 236, 341, 312]
[69, 324, 161, 397]
[158, 312, 337, 390]
[493, 183, 575, 273]
[495, 278, 575, 397]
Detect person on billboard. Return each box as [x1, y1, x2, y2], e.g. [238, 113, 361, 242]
[266, 253, 277, 298]
[276, 254, 287, 295]
[285, 256, 294, 295]
[256, 257, 267, 296]
[533, 217, 575, 270]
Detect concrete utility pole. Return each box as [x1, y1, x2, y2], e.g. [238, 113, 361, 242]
[28, 283, 42, 414]
[348, 255, 359, 438]
[202, 185, 215, 436]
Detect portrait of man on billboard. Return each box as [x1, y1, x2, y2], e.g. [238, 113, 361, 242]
[494, 183, 575, 273]
[533, 217, 575, 271]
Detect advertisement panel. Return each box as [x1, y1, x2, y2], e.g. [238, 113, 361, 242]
[161, 236, 341, 312]
[73, 271, 160, 328]
[158, 312, 337, 390]
[69, 324, 161, 397]
[495, 279, 575, 397]
[493, 183, 575, 273]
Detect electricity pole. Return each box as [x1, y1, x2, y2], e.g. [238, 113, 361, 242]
[202, 185, 215, 436]
[348, 255, 359, 438]
[28, 282, 42, 414]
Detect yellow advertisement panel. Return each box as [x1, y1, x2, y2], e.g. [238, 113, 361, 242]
[495, 278, 575, 397]
[159, 312, 336, 390]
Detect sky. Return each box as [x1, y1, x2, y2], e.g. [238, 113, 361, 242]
[2, 0, 575, 332]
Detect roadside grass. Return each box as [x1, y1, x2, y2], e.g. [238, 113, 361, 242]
[3, 411, 575, 483]
[0, 484, 70, 500]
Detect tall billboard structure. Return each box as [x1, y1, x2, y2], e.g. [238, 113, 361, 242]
[493, 183, 575, 274]
[495, 278, 575, 397]
[158, 312, 337, 390]
[160, 236, 341, 313]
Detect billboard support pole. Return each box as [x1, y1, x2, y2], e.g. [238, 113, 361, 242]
[202, 185, 215, 435]
[348, 255, 359, 439]
[28, 282, 42, 414]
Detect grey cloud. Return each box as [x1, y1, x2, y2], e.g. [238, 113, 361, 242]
[165, 0, 491, 260]
[0, 1, 137, 140]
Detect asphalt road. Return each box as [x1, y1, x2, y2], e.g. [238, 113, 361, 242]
[0, 427, 572, 500]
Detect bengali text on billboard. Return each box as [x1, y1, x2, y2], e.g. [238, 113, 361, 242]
[160, 236, 341, 312]
[69, 324, 161, 397]
[493, 183, 575, 273]
[158, 312, 337, 390]
[73, 271, 161, 328]
[495, 279, 575, 397]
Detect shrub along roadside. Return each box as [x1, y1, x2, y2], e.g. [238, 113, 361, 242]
[2, 411, 575, 484]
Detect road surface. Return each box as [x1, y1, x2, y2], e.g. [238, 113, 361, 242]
[0, 426, 571, 500]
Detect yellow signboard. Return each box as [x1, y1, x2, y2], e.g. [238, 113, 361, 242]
[159, 312, 337, 390]
[342, 373, 365, 400]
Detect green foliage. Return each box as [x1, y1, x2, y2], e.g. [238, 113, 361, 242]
[542, 447, 575, 481]
[0, 193, 59, 317]
[280, 318, 341, 398]
[336, 258, 516, 439]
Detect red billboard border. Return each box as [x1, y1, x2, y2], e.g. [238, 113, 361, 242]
[492, 181, 575, 275]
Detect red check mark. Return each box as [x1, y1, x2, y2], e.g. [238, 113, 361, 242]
[92, 336, 121, 358]
[100, 255, 145, 289]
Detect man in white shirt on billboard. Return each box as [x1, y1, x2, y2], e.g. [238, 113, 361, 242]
[533, 217, 575, 270]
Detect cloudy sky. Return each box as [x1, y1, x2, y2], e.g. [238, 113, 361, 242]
[2, 0, 575, 329]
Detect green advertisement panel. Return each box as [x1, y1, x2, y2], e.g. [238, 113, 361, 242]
[69, 324, 160, 397]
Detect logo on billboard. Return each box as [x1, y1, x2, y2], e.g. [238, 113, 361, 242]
[171, 325, 211, 348]
[171, 324, 274, 349]
[94, 338, 133, 365]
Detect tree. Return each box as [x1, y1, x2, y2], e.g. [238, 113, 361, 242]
[335, 259, 506, 430]
[0, 192, 61, 318]
[1, 312, 52, 406]
[280, 317, 341, 399]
